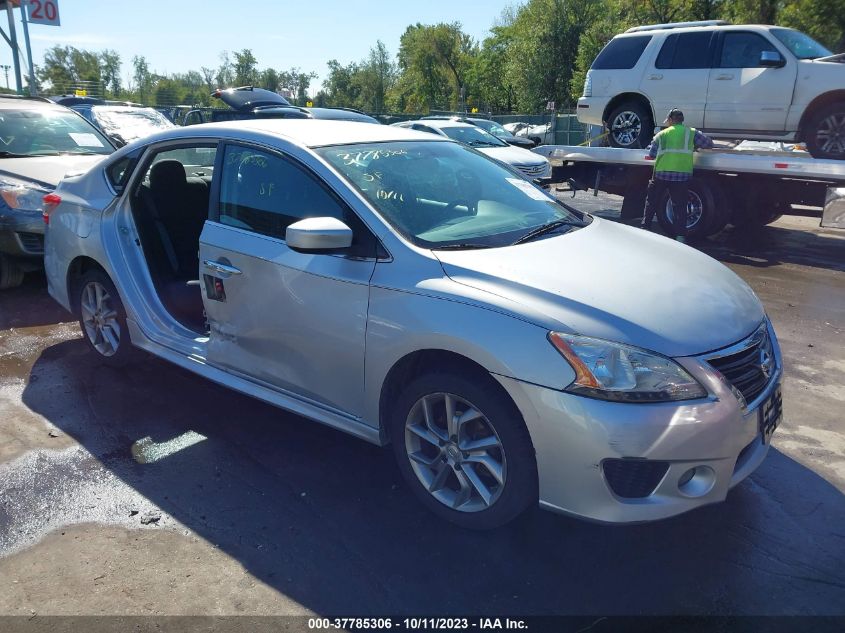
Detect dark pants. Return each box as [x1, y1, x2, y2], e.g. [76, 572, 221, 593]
[643, 178, 689, 238]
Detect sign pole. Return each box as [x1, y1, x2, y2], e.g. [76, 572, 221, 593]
[20, 2, 35, 95]
[4, 1, 21, 93]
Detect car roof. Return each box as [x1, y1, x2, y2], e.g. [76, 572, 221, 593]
[616, 23, 778, 38]
[408, 119, 476, 130]
[158, 119, 444, 148]
[0, 96, 70, 111]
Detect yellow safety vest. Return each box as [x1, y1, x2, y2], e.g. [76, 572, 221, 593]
[654, 124, 695, 174]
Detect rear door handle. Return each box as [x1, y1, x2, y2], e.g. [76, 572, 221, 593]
[203, 260, 242, 276]
[648, 74, 663, 80]
[715, 73, 734, 80]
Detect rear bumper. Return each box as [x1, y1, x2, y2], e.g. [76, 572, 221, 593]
[495, 326, 783, 524]
[576, 97, 607, 126]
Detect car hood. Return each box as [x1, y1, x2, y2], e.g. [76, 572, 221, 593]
[0, 155, 106, 189]
[433, 218, 764, 357]
[478, 144, 548, 167]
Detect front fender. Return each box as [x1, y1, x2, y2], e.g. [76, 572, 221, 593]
[363, 284, 576, 430]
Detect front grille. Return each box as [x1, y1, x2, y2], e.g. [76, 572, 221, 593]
[515, 163, 547, 177]
[17, 232, 44, 254]
[602, 458, 669, 499]
[706, 325, 774, 405]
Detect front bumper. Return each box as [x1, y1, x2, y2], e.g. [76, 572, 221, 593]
[0, 209, 45, 257]
[495, 324, 783, 524]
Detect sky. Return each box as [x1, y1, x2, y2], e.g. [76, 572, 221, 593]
[0, 0, 517, 94]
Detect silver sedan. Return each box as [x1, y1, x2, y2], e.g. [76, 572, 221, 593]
[43, 120, 782, 528]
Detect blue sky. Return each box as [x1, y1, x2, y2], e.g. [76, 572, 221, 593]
[0, 0, 516, 93]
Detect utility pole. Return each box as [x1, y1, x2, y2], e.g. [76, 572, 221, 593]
[20, 2, 36, 95]
[1, 63, 9, 89]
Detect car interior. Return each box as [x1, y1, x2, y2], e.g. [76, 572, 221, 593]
[129, 147, 217, 334]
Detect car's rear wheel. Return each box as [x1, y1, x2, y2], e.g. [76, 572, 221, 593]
[76, 269, 136, 366]
[607, 101, 654, 149]
[390, 370, 537, 529]
[0, 254, 25, 290]
[805, 102, 845, 160]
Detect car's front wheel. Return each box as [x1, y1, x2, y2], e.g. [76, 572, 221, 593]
[805, 102, 845, 160]
[390, 370, 537, 529]
[76, 269, 136, 366]
[0, 254, 25, 290]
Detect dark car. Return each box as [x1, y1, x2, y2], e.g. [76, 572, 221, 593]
[183, 86, 380, 125]
[422, 116, 536, 148]
[0, 95, 114, 289]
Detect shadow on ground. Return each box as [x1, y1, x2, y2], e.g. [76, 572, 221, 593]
[11, 339, 845, 616]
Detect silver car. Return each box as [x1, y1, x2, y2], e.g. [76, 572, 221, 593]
[44, 120, 783, 528]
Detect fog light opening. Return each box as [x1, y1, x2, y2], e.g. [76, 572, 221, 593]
[677, 466, 716, 498]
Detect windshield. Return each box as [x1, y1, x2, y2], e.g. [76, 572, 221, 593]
[438, 125, 508, 148]
[0, 108, 113, 156]
[770, 28, 832, 59]
[91, 107, 174, 144]
[317, 141, 588, 249]
[473, 119, 513, 138]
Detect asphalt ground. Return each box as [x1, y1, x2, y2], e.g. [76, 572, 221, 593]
[0, 193, 843, 618]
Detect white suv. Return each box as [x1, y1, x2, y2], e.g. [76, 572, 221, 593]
[577, 20, 845, 159]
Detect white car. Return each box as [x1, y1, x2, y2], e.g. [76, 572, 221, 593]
[392, 119, 552, 179]
[44, 120, 782, 528]
[577, 20, 845, 159]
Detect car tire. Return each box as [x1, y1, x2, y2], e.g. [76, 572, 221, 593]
[76, 269, 137, 367]
[607, 101, 654, 149]
[804, 102, 845, 160]
[0, 254, 25, 290]
[656, 179, 718, 241]
[389, 369, 537, 530]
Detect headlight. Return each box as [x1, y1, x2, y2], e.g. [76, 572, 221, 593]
[549, 332, 707, 402]
[0, 180, 51, 214]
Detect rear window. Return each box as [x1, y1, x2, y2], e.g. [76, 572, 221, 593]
[591, 36, 652, 70]
[656, 32, 714, 69]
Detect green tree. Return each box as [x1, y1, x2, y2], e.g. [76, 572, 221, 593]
[99, 50, 121, 97]
[233, 49, 259, 86]
[278, 68, 317, 105]
[132, 55, 152, 103]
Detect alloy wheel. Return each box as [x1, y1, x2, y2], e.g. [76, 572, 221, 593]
[666, 190, 704, 229]
[611, 111, 642, 147]
[404, 392, 507, 512]
[816, 112, 845, 156]
[80, 281, 121, 357]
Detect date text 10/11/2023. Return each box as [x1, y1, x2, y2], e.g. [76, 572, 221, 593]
[307, 618, 529, 630]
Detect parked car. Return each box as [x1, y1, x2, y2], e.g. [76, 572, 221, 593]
[0, 95, 114, 289]
[503, 121, 555, 146]
[422, 116, 536, 148]
[44, 119, 782, 528]
[392, 119, 551, 179]
[577, 20, 845, 158]
[72, 105, 175, 147]
[183, 86, 380, 125]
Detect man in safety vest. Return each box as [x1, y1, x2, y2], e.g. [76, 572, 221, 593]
[641, 108, 713, 242]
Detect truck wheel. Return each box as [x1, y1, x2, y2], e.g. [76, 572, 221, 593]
[0, 254, 25, 290]
[607, 101, 654, 149]
[731, 192, 785, 228]
[656, 180, 720, 241]
[805, 102, 845, 160]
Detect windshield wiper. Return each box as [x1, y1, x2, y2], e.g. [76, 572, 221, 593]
[511, 220, 578, 245]
[0, 151, 33, 158]
[434, 242, 494, 250]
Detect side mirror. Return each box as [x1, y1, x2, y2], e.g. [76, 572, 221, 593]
[760, 51, 785, 68]
[285, 217, 353, 252]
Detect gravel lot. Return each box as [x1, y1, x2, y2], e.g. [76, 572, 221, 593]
[0, 194, 843, 617]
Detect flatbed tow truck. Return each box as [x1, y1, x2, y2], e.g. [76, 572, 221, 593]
[531, 144, 845, 239]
